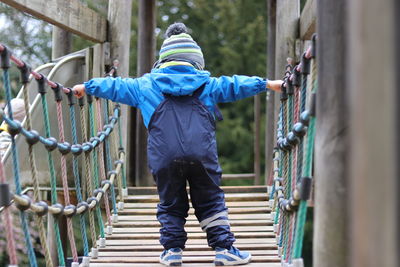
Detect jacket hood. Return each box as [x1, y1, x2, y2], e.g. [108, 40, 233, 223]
[148, 65, 210, 96]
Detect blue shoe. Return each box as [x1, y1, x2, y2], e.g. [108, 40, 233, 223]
[160, 247, 183, 266]
[214, 246, 251, 266]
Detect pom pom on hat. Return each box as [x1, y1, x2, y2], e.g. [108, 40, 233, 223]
[157, 22, 205, 70]
[165, 22, 187, 37]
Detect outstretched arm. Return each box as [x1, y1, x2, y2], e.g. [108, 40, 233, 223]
[71, 77, 142, 107]
[209, 75, 283, 103]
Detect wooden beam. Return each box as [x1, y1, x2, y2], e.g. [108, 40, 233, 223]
[274, 0, 299, 145]
[348, 0, 397, 266]
[222, 173, 255, 180]
[0, 0, 107, 43]
[254, 94, 261, 185]
[315, 0, 349, 266]
[265, 0, 276, 185]
[134, 0, 156, 186]
[300, 0, 316, 40]
[108, 0, 132, 184]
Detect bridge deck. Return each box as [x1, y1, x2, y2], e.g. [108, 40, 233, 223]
[90, 186, 280, 267]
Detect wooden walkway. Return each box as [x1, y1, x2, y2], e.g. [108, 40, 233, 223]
[90, 186, 280, 267]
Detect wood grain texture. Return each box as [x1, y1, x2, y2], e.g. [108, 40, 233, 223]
[91, 186, 280, 266]
[1, 0, 107, 42]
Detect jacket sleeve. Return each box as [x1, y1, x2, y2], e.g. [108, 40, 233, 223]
[208, 75, 268, 103]
[84, 77, 142, 107]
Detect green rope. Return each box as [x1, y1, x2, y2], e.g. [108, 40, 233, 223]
[3, 68, 37, 267]
[89, 102, 105, 238]
[40, 94, 65, 266]
[292, 117, 315, 258]
[283, 93, 294, 261]
[292, 58, 318, 259]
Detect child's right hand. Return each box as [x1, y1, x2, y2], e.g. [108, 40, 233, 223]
[72, 84, 86, 98]
[267, 80, 283, 92]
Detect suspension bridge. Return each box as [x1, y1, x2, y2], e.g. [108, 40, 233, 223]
[0, 0, 398, 267]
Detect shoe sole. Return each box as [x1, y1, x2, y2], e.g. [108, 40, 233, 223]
[214, 255, 251, 266]
[160, 259, 182, 266]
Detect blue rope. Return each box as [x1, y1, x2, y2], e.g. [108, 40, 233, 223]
[89, 102, 105, 238]
[69, 104, 89, 256]
[3, 69, 37, 267]
[103, 99, 117, 215]
[40, 94, 65, 266]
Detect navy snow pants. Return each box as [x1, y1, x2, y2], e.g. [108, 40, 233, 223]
[147, 87, 235, 250]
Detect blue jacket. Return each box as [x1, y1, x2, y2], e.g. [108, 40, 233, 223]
[84, 65, 268, 128]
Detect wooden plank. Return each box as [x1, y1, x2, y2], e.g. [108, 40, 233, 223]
[117, 213, 270, 222]
[112, 226, 274, 234]
[97, 250, 278, 257]
[89, 263, 282, 267]
[111, 220, 273, 228]
[106, 232, 275, 240]
[222, 173, 255, 180]
[1, 0, 107, 42]
[300, 0, 316, 40]
[124, 193, 268, 203]
[120, 201, 269, 209]
[98, 243, 278, 252]
[116, 207, 270, 215]
[102, 238, 277, 246]
[127, 185, 268, 195]
[91, 255, 280, 263]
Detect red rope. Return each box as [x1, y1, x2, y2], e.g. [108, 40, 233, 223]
[95, 98, 112, 226]
[286, 86, 301, 261]
[0, 43, 58, 88]
[56, 101, 79, 263]
[0, 157, 18, 265]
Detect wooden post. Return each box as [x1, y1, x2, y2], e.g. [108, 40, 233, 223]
[51, 26, 71, 60]
[254, 94, 261, 185]
[134, 0, 156, 186]
[314, 1, 349, 266]
[348, 0, 397, 266]
[108, 0, 132, 184]
[274, 0, 299, 151]
[265, 0, 276, 184]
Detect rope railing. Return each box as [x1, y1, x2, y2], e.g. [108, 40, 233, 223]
[0, 44, 126, 267]
[269, 34, 317, 267]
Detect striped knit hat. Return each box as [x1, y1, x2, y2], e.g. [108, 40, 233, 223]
[157, 23, 204, 70]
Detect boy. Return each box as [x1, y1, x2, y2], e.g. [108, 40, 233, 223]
[73, 23, 282, 266]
